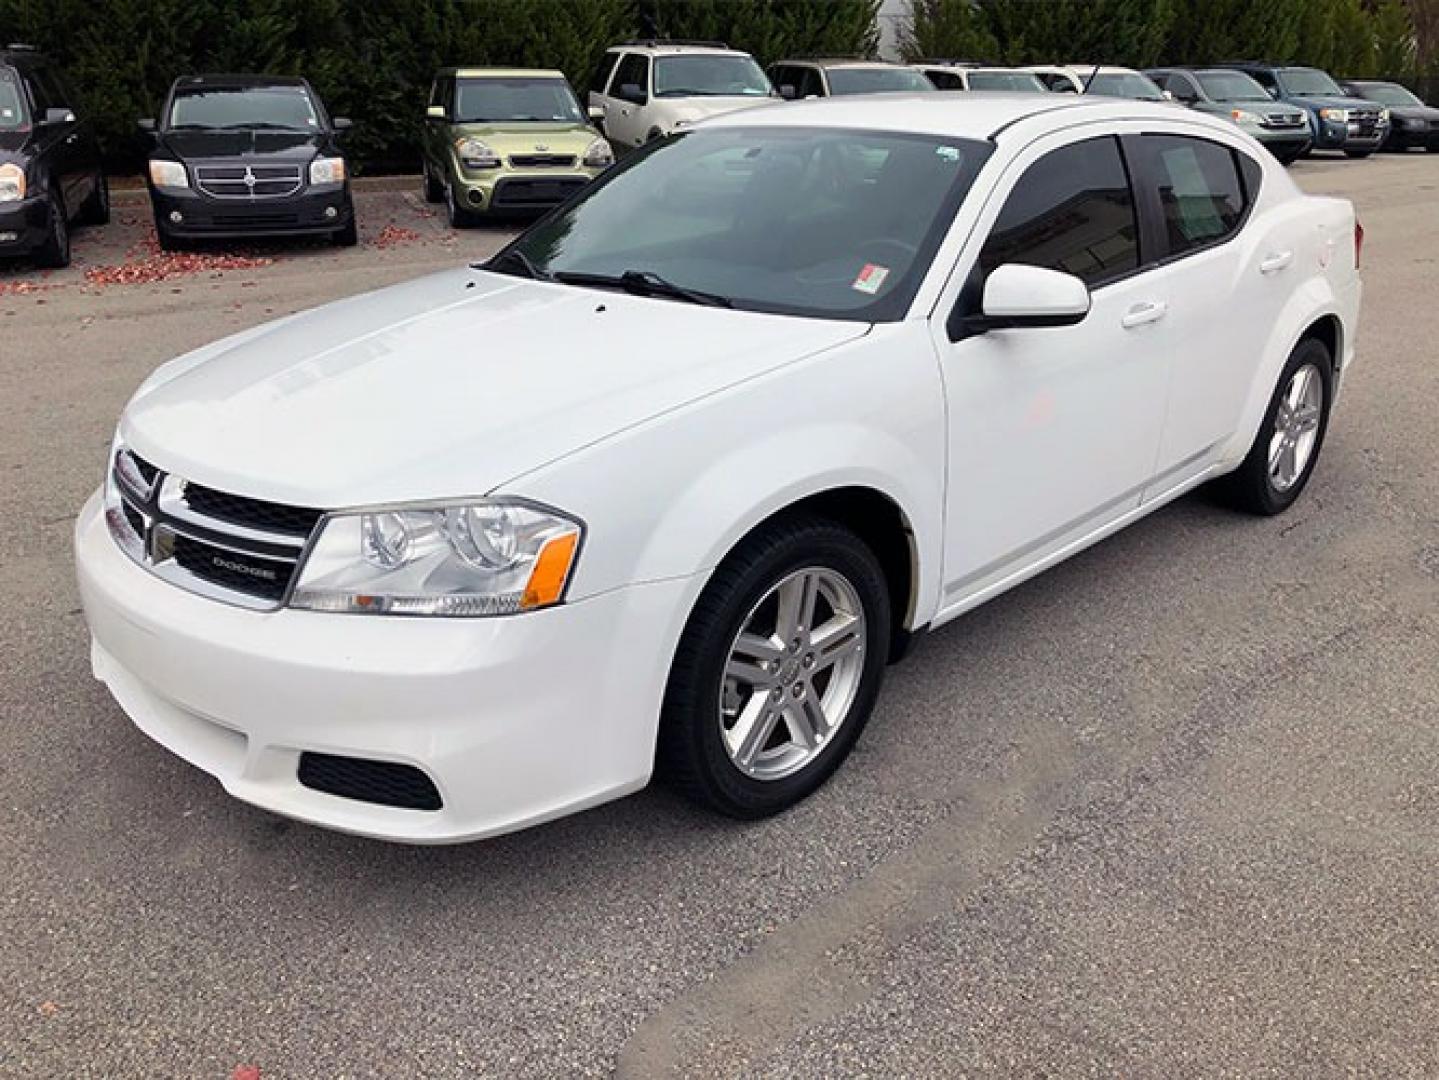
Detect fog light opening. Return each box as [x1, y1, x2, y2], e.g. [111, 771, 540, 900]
[467, 189, 485, 207]
[168, 210, 183, 224]
[323, 206, 338, 220]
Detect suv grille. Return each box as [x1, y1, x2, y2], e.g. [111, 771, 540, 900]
[298, 752, 443, 811]
[195, 163, 304, 199]
[1262, 112, 1306, 129]
[107, 447, 322, 609]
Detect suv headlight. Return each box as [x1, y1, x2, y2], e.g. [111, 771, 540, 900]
[309, 156, 346, 184]
[148, 159, 189, 189]
[1378, 108, 1391, 124]
[290, 500, 583, 616]
[1230, 109, 1261, 125]
[455, 137, 501, 169]
[581, 137, 615, 168]
[0, 163, 23, 202]
[1319, 107, 1351, 122]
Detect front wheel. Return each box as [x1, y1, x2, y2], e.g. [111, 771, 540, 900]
[657, 517, 891, 819]
[446, 182, 475, 228]
[32, 192, 70, 268]
[1215, 337, 1333, 515]
[331, 217, 358, 247]
[1344, 149, 1373, 159]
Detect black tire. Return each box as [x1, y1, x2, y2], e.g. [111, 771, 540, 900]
[156, 222, 186, 252]
[657, 516, 892, 819]
[32, 191, 70, 268]
[79, 172, 110, 226]
[1344, 149, 1373, 159]
[423, 165, 444, 204]
[331, 217, 358, 247]
[1215, 337, 1334, 516]
[446, 182, 475, 228]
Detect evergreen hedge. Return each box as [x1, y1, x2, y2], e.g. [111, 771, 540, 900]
[0, 0, 1430, 173]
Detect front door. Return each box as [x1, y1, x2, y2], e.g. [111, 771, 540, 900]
[933, 134, 1172, 611]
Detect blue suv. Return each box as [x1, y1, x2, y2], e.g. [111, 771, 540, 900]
[1219, 62, 1388, 157]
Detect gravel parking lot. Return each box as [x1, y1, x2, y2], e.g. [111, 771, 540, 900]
[2, 157, 1436, 1078]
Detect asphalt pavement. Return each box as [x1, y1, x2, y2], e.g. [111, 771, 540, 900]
[1, 158, 1435, 1078]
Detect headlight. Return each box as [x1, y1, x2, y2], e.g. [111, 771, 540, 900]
[148, 159, 189, 189]
[1319, 107, 1350, 122]
[309, 156, 346, 184]
[1378, 108, 1391, 124]
[455, 137, 500, 169]
[1230, 109, 1261, 125]
[0, 163, 23, 202]
[290, 500, 583, 616]
[581, 137, 615, 168]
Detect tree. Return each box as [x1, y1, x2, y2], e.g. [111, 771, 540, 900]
[900, 0, 998, 62]
[1373, 0, 1418, 77]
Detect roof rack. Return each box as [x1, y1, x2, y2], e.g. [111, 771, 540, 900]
[621, 39, 729, 50]
[5, 42, 38, 51]
[915, 58, 986, 68]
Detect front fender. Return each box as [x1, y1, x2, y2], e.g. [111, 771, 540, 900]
[503, 324, 949, 628]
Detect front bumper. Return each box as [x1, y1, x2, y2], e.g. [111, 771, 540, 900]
[1311, 118, 1388, 151]
[0, 194, 53, 253]
[75, 491, 694, 843]
[149, 184, 354, 239]
[1388, 124, 1439, 150]
[1249, 128, 1312, 158]
[448, 163, 601, 214]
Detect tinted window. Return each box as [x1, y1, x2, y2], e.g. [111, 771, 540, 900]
[612, 54, 649, 98]
[925, 70, 965, 90]
[591, 54, 618, 95]
[1196, 71, 1271, 103]
[1141, 135, 1246, 257]
[169, 86, 319, 131]
[798, 67, 824, 99]
[979, 136, 1139, 287]
[0, 66, 26, 129]
[503, 127, 990, 321]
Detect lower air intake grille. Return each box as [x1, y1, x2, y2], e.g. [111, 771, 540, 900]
[298, 752, 443, 811]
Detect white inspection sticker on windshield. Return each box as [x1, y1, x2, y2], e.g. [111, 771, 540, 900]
[852, 263, 890, 295]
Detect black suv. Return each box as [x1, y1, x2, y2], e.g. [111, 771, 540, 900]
[140, 74, 356, 248]
[1218, 62, 1388, 157]
[1341, 80, 1439, 152]
[0, 44, 108, 267]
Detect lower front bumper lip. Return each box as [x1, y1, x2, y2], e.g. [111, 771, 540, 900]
[74, 490, 699, 843]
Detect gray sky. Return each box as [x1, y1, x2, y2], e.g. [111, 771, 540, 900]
[878, 0, 908, 59]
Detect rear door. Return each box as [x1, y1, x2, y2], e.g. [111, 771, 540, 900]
[1123, 133, 1282, 488]
[932, 133, 1173, 610]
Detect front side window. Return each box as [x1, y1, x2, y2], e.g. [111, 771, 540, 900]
[453, 77, 584, 123]
[1197, 71, 1271, 103]
[168, 86, 319, 131]
[653, 55, 772, 98]
[826, 67, 934, 95]
[979, 136, 1139, 287]
[1279, 68, 1344, 97]
[500, 127, 990, 321]
[0, 67, 27, 130]
[1138, 135, 1246, 258]
[611, 54, 649, 99]
[926, 70, 965, 90]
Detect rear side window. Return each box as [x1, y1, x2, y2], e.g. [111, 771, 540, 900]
[1138, 135, 1246, 257]
[927, 70, 964, 90]
[979, 135, 1139, 287]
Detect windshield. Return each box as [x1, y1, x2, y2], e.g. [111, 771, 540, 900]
[0, 69, 27, 130]
[454, 77, 584, 122]
[653, 55, 772, 98]
[1354, 82, 1422, 106]
[1087, 72, 1165, 101]
[497, 127, 988, 321]
[1197, 71, 1271, 103]
[1279, 68, 1343, 97]
[827, 67, 935, 95]
[967, 71, 1047, 92]
[168, 86, 320, 130]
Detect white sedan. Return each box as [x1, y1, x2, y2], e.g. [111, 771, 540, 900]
[75, 93, 1362, 842]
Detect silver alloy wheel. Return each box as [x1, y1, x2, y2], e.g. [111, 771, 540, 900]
[1269, 362, 1324, 492]
[718, 567, 867, 781]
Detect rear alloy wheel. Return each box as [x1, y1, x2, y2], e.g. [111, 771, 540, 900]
[658, 517, 890, 818]
[79, 172, 110, 226]
[32, 191, 70, 268]
[1216, 338, 1332, 515]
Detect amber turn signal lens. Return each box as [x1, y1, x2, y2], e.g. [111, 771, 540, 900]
[521, 531, 580, 610]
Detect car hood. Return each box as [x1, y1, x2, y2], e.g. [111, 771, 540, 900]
[664, 96, 776, 123]
[156, 129, 329, 162]
[121, 268, 868, 507]
[1289, 94, 1380, 111]
[443, 122, 599, 154]
[1387, 104, 1439, 121]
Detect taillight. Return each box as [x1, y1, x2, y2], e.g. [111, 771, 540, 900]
[1354, 219, 1364, 269]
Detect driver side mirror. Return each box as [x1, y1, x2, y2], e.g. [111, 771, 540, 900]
[43, 107, 75, 125]
[137, 117, 157, 134]
[952, 264, 1091, 339]
[588, 104, 605, 122]
[332, 116, 353, 132]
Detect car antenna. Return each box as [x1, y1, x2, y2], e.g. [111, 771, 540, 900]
[1081, 63, 1101, 93]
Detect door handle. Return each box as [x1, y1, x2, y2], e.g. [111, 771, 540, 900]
[1260, 251, 1294, 275]
[1121, 301, 1168, 329]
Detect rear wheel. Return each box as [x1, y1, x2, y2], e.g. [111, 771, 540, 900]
[79, 172, 110, 226]
[1215, 337, 1333, 515]
[32, 191, 70, 268]
[657, 517, 891, 819]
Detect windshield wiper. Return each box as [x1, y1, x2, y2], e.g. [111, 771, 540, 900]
[481, 248, 550, 281]
[552, 270, 733, 308]
[217, 122, 306, 131]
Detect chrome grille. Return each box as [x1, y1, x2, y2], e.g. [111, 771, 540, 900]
[508, 153, 577, 168]
[107, 447, 321, 610]
[1262, 112, 1306, 129]
[1350, 109, 1382, 134]
[194, 163, 304, 199]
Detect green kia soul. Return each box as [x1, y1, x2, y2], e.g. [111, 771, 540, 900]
[422, 68, 614, 226]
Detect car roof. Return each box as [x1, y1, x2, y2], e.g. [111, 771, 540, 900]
[611, 43, 748, 58]
[440, 67, 567, 80]
[701, 92, 1202, 141]
[790, 58, 909, 70]
[171, 73, 311, 90]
